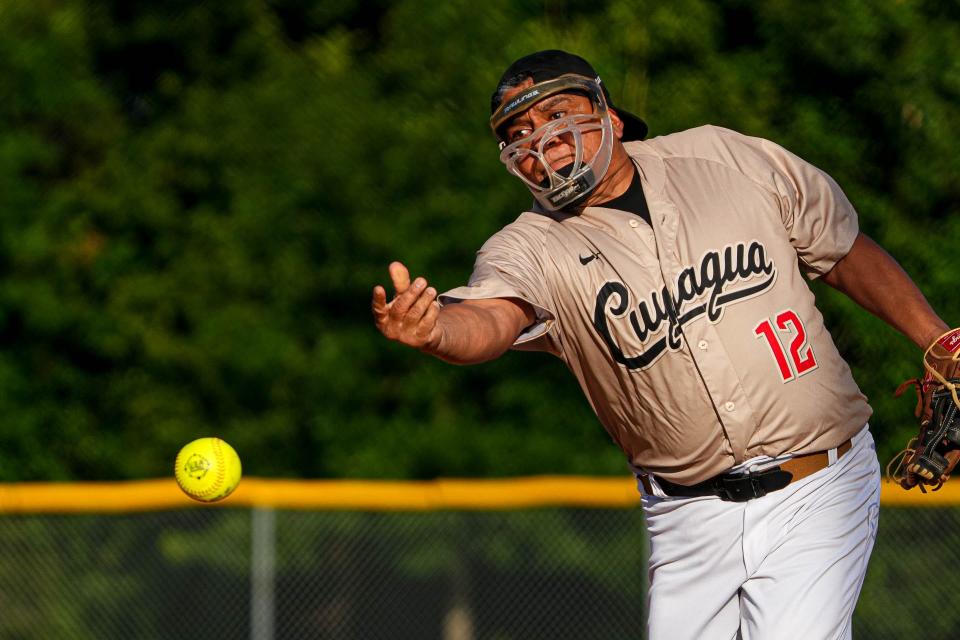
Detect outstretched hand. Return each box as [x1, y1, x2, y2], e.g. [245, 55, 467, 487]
[372, 262, 442, 352]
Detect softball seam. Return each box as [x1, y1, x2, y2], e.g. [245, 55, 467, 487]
[177, 438, 229, 500]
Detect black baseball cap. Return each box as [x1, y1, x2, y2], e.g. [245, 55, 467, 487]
[490, 49, 648, 141]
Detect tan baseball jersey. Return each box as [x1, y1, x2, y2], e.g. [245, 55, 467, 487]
[440, 125, 872, 485]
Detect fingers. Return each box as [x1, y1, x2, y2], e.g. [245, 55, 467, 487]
[389, 261, 411, 294]
[390, 276, 424, 316]
[373, 263, 440, 349]
[406, 285, 438, 326]
[419, 295, 440, 340]
[372, 285, 388, 317]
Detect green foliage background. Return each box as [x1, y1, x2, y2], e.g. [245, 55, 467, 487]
[1, 0, 957, 481]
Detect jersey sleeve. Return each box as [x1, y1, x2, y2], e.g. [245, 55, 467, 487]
[704, 126, 860, 278]
[438, 221, 557, 347]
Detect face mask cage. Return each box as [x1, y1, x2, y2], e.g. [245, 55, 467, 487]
[490, 74, 615, 211]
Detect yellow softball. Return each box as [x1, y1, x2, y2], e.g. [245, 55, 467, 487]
[174, 437, 242, 502]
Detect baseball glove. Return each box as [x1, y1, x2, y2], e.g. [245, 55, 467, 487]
[888, 328, 960, 491]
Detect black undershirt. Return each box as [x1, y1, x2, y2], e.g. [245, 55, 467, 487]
[598, 166, 651, 225]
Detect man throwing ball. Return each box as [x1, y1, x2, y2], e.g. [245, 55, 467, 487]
[372, 50, 952, 638]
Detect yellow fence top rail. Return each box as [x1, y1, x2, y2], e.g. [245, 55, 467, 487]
[0, 477, 955, 514]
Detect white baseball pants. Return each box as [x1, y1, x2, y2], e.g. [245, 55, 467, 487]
[641, 425, 880, 640]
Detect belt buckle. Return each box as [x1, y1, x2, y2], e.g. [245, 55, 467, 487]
[715, 467, 791, 502]
[716, 474, 766, 502]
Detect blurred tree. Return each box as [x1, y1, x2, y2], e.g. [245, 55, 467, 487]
[0, 0, 955, 480]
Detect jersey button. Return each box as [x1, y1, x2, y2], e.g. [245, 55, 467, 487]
[697, 340, 709, 350]
[628, 219, 640, 228]
[724, 401, 736, 412]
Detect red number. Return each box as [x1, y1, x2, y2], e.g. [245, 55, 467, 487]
[754, 310, 817, 382]
[755, 319, 794, 381]
[776, 310, 817, 375]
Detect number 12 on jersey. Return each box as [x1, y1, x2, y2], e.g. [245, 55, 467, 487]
[754, 310, 818, 382]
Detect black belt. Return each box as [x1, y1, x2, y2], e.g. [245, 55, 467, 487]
[641, 439, 853, 502]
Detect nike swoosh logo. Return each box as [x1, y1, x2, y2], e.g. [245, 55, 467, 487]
[579, 252, 601, 265]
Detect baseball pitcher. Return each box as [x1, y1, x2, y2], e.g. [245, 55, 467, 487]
[371, 50, 953, 639]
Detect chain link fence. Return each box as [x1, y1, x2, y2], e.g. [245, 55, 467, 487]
[0, 493, 957, 639]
